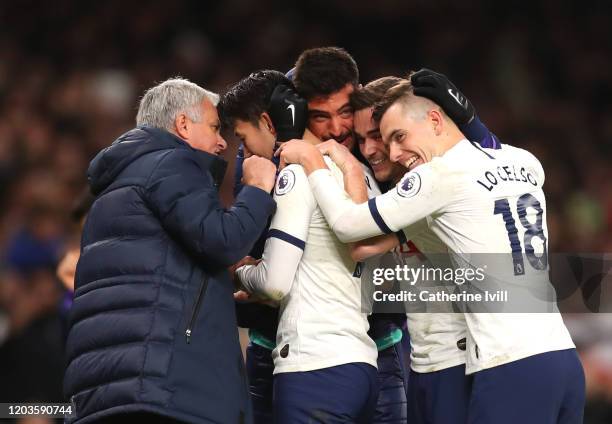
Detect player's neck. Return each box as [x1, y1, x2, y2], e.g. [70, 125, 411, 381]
[302, 129, 320, 145]
[436, 129, 465, 157]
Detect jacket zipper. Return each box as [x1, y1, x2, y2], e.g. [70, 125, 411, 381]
[185, 276, 209, 344]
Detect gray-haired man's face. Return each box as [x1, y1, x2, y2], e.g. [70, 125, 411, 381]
[181, 100, 227, 155]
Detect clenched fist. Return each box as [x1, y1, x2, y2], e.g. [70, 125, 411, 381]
[242, 155, 276, 193]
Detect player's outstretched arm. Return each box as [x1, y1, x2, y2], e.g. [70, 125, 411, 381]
[315, 140, 405, 260]
[277, 141, 452, 243]
[411, 68, 501, 149]
[308, 163, 453, 243]
[277, 140, 405, 243]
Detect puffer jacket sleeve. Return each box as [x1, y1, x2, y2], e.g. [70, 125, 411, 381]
[145, 149, 276, 267]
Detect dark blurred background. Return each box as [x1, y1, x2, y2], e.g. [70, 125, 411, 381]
[0, 1, 610, 422]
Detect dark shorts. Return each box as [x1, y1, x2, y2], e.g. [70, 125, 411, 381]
[468, 348, 585, 424]
[407, 363, 472, 424]
[274, 362, 379, 424]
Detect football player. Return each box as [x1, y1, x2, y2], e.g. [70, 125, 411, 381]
[221, 70, 379, 423]
[277, 78, 585, 424]
[219, 70, 309, 424]
[292, 46, 500, 423]
[291, 47, 410, 422]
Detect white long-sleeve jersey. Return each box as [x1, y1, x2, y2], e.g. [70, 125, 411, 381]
[308, 139, 574, 374]
[237, 157, 377, 374]
[361, 165, 467, 373]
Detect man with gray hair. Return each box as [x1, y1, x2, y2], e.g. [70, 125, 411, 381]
[64, 77, 277, 424]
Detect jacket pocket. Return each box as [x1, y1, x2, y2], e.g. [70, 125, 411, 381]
[185, 276, 209, 344]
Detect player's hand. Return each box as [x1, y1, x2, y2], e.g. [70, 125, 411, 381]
[233, 289, 270, 304]
[227, 256, 261, 287]
[411, 68, 475, 125]
[233, 290, 253, 302]
[234, 289, 279, 307]
[229, 256, 260, 289]
[275, 139, 319, 169]
[268, 84, 308, 142]
[317, 139, 359, 174]
[242, 156, 276, 192]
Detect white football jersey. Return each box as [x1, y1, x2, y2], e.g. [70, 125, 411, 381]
[309, 139, 575, 374]
[361, 165, 467, 373]
[239, 157, 377, 374]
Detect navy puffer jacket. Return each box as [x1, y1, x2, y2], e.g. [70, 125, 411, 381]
[64, 126, 275, 424]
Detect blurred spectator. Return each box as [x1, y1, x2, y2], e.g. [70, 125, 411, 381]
[0, 222, 65, 404]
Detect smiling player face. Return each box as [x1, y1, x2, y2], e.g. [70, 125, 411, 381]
[307, 83, 355, 150]
[354, 107, 405, 183]
[379, 102, 439, 171]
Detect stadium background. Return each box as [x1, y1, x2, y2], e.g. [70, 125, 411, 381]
[0, 0, 610, 422]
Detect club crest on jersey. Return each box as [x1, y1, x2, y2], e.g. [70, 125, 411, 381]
[397, 173, 421, 198]
[275, 169, 295, 195]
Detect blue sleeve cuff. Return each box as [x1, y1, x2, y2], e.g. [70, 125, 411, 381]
[368, 198, 393, 234]
[267, 229, 305, 250]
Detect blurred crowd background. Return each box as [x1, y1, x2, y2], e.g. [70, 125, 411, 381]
[0, 0, 610, 422]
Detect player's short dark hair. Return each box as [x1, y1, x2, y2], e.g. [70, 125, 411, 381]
[350, 76, 405, 112]
[372, 79, 414, 124]
[293, 47, 359, 100]
[218, 70, 293, 130]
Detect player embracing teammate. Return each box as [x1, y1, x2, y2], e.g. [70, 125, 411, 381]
[220, 47, 585, 423]
[276, 56, 585, 424]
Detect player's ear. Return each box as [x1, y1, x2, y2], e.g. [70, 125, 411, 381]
[174, 112, 190, 140]
[428, 109, 444, 136]
[260, 112, 277, 137]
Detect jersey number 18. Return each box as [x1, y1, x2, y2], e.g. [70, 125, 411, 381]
[494, 193, 548, 275]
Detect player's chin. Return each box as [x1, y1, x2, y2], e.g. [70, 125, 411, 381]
[373, 168, 392, 182]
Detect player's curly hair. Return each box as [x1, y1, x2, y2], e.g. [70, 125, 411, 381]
[293, 47, 359, 100]
[218, 70, 293, 130]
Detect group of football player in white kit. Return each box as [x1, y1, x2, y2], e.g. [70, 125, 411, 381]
[220, 47, 585, 424]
